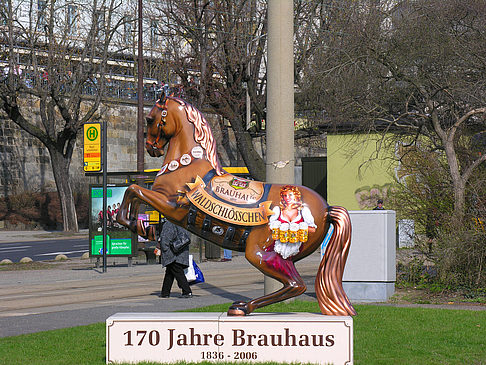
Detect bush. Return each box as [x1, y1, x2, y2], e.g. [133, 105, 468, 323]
[434, 229, 486, 288]
[0, 191, 89, 229]
[389, 143, 486, 290]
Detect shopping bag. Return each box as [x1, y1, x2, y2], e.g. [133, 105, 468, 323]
[191, 260, 205, 285]
[184, 255, 205, 285]
[185, 255, 197, 282]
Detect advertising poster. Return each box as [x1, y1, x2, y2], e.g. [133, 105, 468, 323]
[89, 185, 135, 256]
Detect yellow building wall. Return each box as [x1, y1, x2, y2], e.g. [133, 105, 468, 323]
[327, 134, 396, 210]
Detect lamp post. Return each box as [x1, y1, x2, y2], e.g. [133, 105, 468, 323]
[264, 0, 294, 295]
[137, 0, 144, 174]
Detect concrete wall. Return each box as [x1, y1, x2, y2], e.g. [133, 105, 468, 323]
[327, 134, 396, 210]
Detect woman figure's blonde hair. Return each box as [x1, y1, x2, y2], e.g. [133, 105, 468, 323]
[279, 185, 302, 209]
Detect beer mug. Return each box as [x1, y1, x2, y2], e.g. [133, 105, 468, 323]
[270, 221, 281, 241]
[289, 223, 299, 243]
[279, 223, 289, 243]
[298, 222, 309, 242]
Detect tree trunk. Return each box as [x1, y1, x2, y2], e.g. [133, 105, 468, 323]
[443, 139, 466, 225]
[452, 181, 466, 225]
[49, 148, 79, 232]
[230, 116, 265, 181]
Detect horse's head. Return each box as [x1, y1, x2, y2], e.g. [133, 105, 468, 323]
[145, 97, 175, 157]
[145, 95, 225, 175]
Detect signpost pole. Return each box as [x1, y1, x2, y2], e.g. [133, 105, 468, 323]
[102, 120, 108, 273]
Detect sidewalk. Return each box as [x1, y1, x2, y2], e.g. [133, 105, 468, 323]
[0, 229, 89, 243]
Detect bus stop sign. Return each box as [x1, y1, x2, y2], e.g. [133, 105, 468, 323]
[84, 123, 102, 172]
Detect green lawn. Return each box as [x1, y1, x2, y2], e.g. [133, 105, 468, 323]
[0, 302, 484, 365]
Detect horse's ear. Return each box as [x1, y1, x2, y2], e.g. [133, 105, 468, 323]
[157, 94, 166, 104]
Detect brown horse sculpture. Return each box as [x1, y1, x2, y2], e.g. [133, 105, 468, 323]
[117, 96, 356, 317]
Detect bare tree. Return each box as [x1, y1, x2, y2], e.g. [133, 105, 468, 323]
[146, 0, 339, 180]
[151, 0, 268, 179]
[0, 0, 127, 231]
[299, 0, 486, 224]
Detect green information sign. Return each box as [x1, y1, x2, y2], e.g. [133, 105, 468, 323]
[91, 235, 132, 255]
[91, 234, 108, 255]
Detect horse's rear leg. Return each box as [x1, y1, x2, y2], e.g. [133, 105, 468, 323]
[116, 184, 160, 239]
[228, 250, 306, 316]
[130, 199, 155, 240]
[116, 186, 139, 232]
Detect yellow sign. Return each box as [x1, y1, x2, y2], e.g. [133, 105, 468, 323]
[83, 123, 102, 172]
[146, 210, 160, 223]
[187, 176, 274, 226]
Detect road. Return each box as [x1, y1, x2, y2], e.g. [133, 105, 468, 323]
[0, 238, 88, 262]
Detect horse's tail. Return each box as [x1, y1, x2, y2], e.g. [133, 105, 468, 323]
[315, 206, 357, 316]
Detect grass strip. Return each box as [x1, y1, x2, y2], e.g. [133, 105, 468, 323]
[0, 303, 484, 365]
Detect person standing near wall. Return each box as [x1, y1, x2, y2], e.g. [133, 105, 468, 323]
[373, 199, 385, 210]
[222, 249, 232, 262]
[156, 220, 193, 298]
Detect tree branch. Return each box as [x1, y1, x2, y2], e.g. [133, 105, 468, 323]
[462, 153, 486, 185]
[1, 96, 50, 147]
[449, 107, 486, 141]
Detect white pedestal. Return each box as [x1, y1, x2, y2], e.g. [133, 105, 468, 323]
[106, 312, 353, 364]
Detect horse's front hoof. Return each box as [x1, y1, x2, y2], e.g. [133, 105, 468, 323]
[147, 226, 156, 241]
[232, 300, 246, 306]
[136, 219, 147, 237]
[227, 305, 248, 316]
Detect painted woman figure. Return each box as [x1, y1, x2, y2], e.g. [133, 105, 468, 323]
[269, 185, 317, 259]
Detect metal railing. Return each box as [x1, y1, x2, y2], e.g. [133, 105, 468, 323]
[1, 66, 178, 103]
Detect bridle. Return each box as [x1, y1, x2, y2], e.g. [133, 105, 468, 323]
[146, 98, 169, 152]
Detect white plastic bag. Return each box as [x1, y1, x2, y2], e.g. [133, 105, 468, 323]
[184, 255, 197, 282]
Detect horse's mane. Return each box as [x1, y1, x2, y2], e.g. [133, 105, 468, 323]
[169, 97, 224, 175]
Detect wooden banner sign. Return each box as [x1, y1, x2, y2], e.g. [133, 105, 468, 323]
[210, 174, 265, 205]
